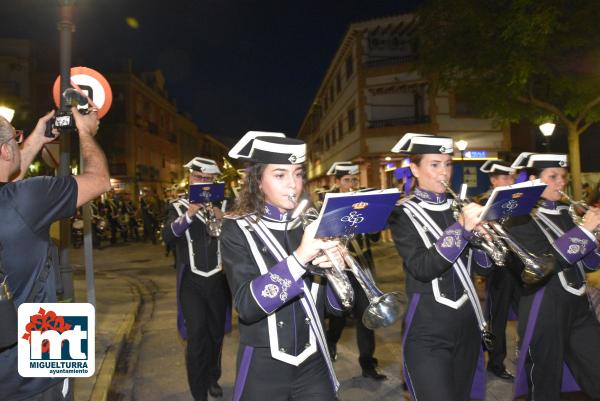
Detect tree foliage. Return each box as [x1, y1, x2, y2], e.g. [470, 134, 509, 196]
[416, 0, 600, 127]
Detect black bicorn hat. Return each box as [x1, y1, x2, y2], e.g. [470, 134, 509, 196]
[511, 152, 568, 170]
[183, 157, 221, 174]
[479, 160, 516, 175]
[391, 133, 454, 155]
[327, 161, 359, 178]
[228, 131, 306, 164]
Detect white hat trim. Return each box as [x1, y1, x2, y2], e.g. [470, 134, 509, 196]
[480, 160, 515, 174]
[228, 131, 285, 159]
[251, 138, 306, 163]
[527, 154, 568, 168]
[184, 157, 221, 174]
[510, 152, 534, 169]
[391, 133, 453, 154]
[326, 161, 359, 176]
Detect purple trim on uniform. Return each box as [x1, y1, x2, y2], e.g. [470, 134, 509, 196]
[263, 202, 289, 221]
[582, 249, 600, 270]
[435, 222, 470, 263]
[233, 345, 254, 401]
[171, 214, 191, 237]
[470, 347, 486, 401]
[402, 293, 421, 400]
[515, 170, 528, 184]
[540, 199, 558, 209]
[473, 249, 492, 268]
[514, 288, 545, 399]
[176, 264, 187, 339]
[326, 284, 343, 311]
[414, 187, 447, 204]
[553, 226, 597, 264]
[250, 258, 304, 314]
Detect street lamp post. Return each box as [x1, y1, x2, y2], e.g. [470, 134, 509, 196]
[539, 122, 556, 152]
[57, 0, 76, 302]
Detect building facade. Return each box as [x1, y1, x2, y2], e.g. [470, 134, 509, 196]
[298, 14, 510, 195]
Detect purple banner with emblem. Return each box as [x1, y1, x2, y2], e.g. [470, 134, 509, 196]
[480, 180, 546, 221]
[189, 182, 225, 203]
[315, 189, 400, 238]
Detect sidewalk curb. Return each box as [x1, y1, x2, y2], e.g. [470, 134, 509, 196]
[89, 283, 142, 401]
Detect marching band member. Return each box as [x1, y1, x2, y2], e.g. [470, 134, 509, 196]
[388, 133, 493, 401]
[161, 157, 229, 401]
[222, 131, 344, 401]
[478, 160, 520, 381]
[324, 161, 386, 380]
[507, 153, 600, 401]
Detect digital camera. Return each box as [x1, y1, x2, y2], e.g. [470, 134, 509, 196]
[44, 88, 91, 137]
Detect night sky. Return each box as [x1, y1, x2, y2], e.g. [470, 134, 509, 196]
[1, 0, 419, 142]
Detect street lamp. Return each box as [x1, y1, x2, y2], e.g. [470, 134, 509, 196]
[0, 106, 15, 122]
[539, 122, 555, 152]
[455, 139, 468, 160]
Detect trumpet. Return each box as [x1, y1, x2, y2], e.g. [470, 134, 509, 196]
[557, 190, 600, 239]
[196, 191, 222, 237]
[289, 193, 404, 329]
[441, 181, 554, 284]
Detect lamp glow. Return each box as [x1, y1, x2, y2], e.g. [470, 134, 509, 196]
[0, 106, 15, 123]
[539, 122, 556, 137]
[455, 140, 468, 151]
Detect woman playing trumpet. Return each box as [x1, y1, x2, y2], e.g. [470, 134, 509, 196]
[221, 131, 345, 401]
[506, 153, 600, 401]
[388, 133, 494, 401]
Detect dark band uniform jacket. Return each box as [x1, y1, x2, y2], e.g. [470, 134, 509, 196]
[389, 133, 493, 401]
[161, 156, 230, 401]
[222, 131, 343, 400]
[162, 197, 228, 338]
[505, 152, 600, 400]
[478, 161, 521, 378]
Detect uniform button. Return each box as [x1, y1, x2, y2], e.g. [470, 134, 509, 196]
[568, 282, 573, 286]
[304, 317, 311, 325]
[438, 277, 443, 281]
[440, 292, 446, 298]
[277, 321, 285, 328]
[261, 246, 268, 253]
[190, 239, 193, 242]
[279, 347, 287, 353]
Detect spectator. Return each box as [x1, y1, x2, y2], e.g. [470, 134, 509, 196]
[0, 107, 110, 401]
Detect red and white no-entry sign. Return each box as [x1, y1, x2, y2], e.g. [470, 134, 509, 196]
[52, 67, 113, 118]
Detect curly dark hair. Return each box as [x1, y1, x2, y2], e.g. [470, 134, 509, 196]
[230, 163, 308, 218]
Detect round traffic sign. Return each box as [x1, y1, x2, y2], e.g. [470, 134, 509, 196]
[52, 67, 113, 118]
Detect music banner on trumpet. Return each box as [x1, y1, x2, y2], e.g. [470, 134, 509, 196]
[480, 179, 547, 221]
[314, 189, 400, 238]
[189, 182, 225, 203]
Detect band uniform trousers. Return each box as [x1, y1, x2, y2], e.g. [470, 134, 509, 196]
[327, 272, 375, 369]
[180, 270, 228, 401]
[486, 265, 520, 372]
[236, 347, 336, 401]
[518, 277, 600, 401]
[404, 294, 481, 401]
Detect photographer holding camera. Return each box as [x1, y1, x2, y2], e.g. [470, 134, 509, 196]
[0, 106, 111, 401]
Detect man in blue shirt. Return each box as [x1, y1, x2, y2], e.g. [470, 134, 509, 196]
[0, 107, 111, 401]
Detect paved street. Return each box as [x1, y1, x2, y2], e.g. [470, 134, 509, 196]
[68, 239, 600, 401]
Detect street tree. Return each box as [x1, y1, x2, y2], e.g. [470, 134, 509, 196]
[415, 0, 600, 198]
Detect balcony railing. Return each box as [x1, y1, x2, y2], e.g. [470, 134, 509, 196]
[367, 115, 431, 128]
[365, 54, 416, 68]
